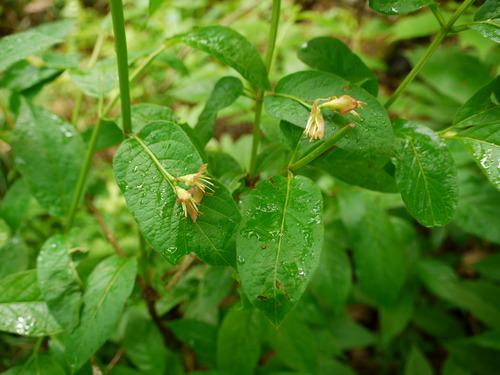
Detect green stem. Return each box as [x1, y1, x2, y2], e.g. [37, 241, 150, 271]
[109, 0, 132, 134]
[272, 92, 313, 108]
[287, 124, 355, 172]
[429, 3, 445, 27]
[19, 337, 43, 373]
[65, 119, 105, 232]
[384, 0, 475, 109]
[249, 0, 281, 178]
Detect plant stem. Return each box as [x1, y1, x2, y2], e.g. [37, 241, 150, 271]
[249, 0, 281, 178]
[272, 93, 313, 108]
[65, 46, 168, 232]
[384, 0, 475, 109]
[109, 0, 132, 134]
[287, 124, 355, 172]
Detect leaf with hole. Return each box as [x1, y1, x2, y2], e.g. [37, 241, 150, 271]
[237, 174, 323, 325]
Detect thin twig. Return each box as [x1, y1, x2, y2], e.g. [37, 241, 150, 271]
[104, 348, 125, 375]
[167, 253, 198, 291]
[86, 195, 127, 258]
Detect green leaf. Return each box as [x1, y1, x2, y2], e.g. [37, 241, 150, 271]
[0, 271, 62, 336]
[453, 77, 500, 128]
[0, 60, 62, 93]
[456, 124, 500, 190]
[264, 71, 393, 155]
[442, 358, 471, 375]
[69, 65, 118, 98]
[37, 234, 82, 331]
[266, 312, 319, 373]
[393, 120, 458, 227]
[453, 170, 500, 245]
[447, 338, 500, 375]
[113, 121, 240, 266]
[1, 178, 31, 231]
[237, 174, 323, 325]
[350, 200, 406, 306]
[404, 346, 434, 375]
[82, 120, 123, 151]
[62, 255, 137, 370]
[369, 0, 434, 15]
[475, 253, 500, 282]
[313, 149, 397, 193]
[217, 309, 261, 375]
[12, 101, 85, 217]
[381, 290, 415, 346]
[0, 24, 63, 72]
[3, 354, 66, 375]
[473, 0, 500, 43]
[195, 76, 243, 147]
[0, 238, 29, 279]
[298, 37, 378, 96]
[184, 266, 234, 325]
[124, 314, 168, 375]
[129, 103, 180, 133]
[414, 49, 492, 104]
[169, 319, 217, 367]
[309, 246, 352, 314]
[171, 26, 270, 90]
[417, 259, 500, 329]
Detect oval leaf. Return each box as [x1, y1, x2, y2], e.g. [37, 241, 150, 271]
[113, 121, 240, 266]
[37, 234, 82, 331]
[195, 76, 243, 147]
[393, 120, 458, 227]
[12, 100, 85, 217]
[0, 271, 62, 337]
[171, 26, 270, 90]
[264, 71, 393, 155]
[62, 255, 137, 371]
[298, 37, 378, 96]
[369, 0, 434, 15]
[237, 174, 323, 325]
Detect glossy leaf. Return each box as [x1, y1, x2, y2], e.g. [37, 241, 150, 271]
[2, 354, 66, 375]
[350, 201, 406, 306]
[62, 255, 137, 370]
[298, 37, 378, 95]
[369, 0, 434, 15]
[114, 121, 240, 266]
[11, 101, 85, 217]
[237, 174, 323, 325]
[0, 60, 62, 93]
[195, 76, 243, 147]
[393, 120, 458, 227]
[473, 0, 500, 43]
[0, 271, 61, 336]
[217, 309, 261, 375]
[313, 149, 397, 193]
[264, 71, 393, 155]
[381, 291, 415, 346]
[69, 65, 118, 98]
[37, 235, 82, 331]
[404, 346, 434, 375]
[1, 178, 31, 231]
[171, 26, 270, 90]
[453, 77, 500, 128]
[456, 124, 500, 190]
[454, 170, 500, 245]
[129, 103, 179, 133]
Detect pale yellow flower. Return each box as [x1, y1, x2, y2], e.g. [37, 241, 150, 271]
[304, 99, 325, 142]
[177, 163, 215, 194]
[174, 186, 200, 223]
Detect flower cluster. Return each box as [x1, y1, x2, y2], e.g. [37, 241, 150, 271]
[303, 95, 366, 142]
[174, 164, 215, 223]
